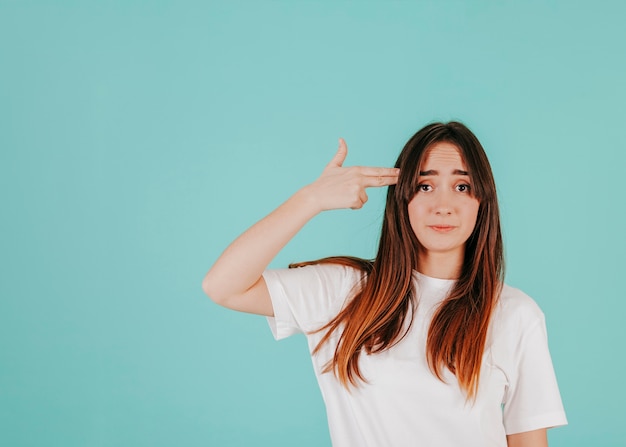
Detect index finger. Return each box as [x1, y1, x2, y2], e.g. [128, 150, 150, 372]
[362, 169, 400, 188]
[359, 167, 400, 177]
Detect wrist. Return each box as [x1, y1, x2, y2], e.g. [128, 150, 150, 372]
[291, 184, 325, 217]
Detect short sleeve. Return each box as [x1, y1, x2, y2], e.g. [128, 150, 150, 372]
[262, 264, 362, 341]
[502, 314, 568, 434]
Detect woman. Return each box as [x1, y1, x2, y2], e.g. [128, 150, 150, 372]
[203, 122, 567, 446]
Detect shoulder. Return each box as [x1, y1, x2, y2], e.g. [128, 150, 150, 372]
[492, 283, 545, 334]
[263, 262, 366, 314]
[263, 262, 366, 333]
[265, 262, 364, 290]
[489, 284, 552, 377]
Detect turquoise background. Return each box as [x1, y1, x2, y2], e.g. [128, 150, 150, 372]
[1, 1, 624, 446]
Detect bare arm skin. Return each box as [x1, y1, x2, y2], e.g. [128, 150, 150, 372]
[202, 139, 399, 316]
[507, 428, 548, 447]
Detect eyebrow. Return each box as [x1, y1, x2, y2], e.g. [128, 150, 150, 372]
[418, 169, 469, 176]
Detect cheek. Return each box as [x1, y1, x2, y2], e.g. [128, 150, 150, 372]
[465, 201, 481, 230]
[407, 198, 423, 229]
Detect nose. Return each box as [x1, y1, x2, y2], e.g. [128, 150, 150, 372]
[434, 190, 453, 215]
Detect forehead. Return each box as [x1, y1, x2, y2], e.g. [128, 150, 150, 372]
[421, 141, 466, 170]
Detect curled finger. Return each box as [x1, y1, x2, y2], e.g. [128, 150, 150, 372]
[357, 190, 369, 208]
[350, 191, 368, 210]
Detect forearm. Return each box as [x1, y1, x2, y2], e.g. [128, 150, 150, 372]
[202, 138, 398, 313]
[506, 429, 548, 447]
[202, 187, 320, 304]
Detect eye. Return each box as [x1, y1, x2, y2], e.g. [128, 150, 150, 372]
[456, 184, 471, 193]
[417, 184, 432, 193]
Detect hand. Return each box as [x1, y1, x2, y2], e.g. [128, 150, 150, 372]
[303, 138, 400, 211]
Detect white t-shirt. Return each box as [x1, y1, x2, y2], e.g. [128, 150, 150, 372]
[263, 263, 567, 447]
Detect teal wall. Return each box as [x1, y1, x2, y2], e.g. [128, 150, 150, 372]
[1, 1, 624, 446]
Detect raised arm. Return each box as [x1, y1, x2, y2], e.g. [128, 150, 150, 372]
[201, 139, 399, 316]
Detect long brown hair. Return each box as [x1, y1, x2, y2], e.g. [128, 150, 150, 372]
[291, 122, 504, 399]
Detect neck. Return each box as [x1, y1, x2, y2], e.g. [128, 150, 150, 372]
[417, 249, 464, 280]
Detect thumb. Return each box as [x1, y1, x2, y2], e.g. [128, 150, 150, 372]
[326, 138, 348, 168]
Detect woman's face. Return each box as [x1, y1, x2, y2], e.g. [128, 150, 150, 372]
[407, 142, 480, 261]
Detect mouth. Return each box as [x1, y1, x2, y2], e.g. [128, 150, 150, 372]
[429, 225, 456, 233]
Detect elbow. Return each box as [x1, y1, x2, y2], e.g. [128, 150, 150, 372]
[202, 274, 227, 306]
[201, 276, 212, 298]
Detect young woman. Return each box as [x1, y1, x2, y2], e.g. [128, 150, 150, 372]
[203, 122, 567, 447]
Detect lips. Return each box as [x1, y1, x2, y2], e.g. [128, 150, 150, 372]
[428, 225, 456, 233]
